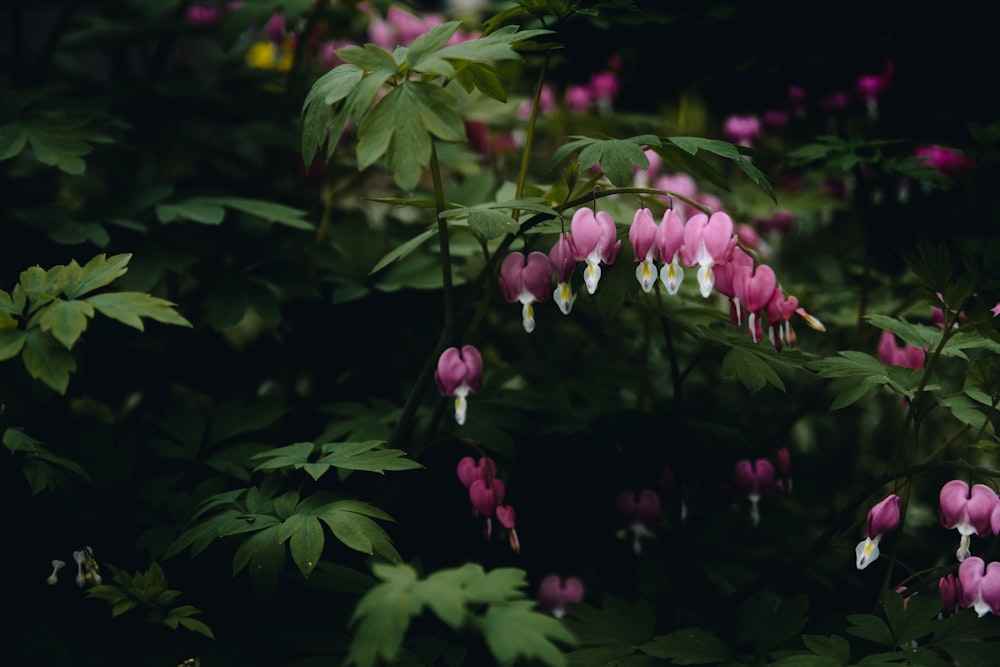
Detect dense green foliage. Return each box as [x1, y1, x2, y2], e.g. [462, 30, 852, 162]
[4, 1, 1000, 666]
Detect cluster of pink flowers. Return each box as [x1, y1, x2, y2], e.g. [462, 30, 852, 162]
[563, 58, 621, 115]
[942, 558, 1000, 618]
[914, 145, 977, 178]
[939, 480, 1000, 563]
[732, 448, 791, 526]
[456, 455, 519, 552]
[499, 205, 822, 348]
[368, 5, 476, 51]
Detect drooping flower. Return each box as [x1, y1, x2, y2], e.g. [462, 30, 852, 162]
[680, 211, 735, 298]
[628, 208, 659, 293]
[940, 480, 999, 561]
[72, 547, 102, 587]
[855, 493, 901, 570]
[456, 455, 496, 490]
[765, 288, 799, 351]
[656, 209, 685, 295]
[496, 504, 519, 553]
[499, 251, 551, 333]
[959, 556, 1000, 617]
[569, 208, 620, 295]
[47, 559, 66, 586]
[565, 84, 593, 113]
[435, 345, 483, 426]
[914, 145, 976, 178]
[469, 477, 505, 538]
[549, 233, 577, 315]
[733, 263, 777, 343]
[537, 575, 585, 618]
[713, 246, 754, 324]
[940, 573, 961, 618]
[776, 447, 792, 495]
[615, 489, 661, 554]
[733, 458, 776, 526]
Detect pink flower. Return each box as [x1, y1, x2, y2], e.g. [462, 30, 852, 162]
[776, 447, 792, 495]
[589, 71, 619, 112]
[435, 345, 483, 425]
[537, 575, 584, 618]
[733, 458, 776, 526]
[855, 494, 900, 570]
[565, 84, 593, 113]
[569, 208, 620, 295]
[877, 331, 925, 369]
[959, 556, 1000, 617]
[914, 145, 976, 178]
[616, 489, 661, 554]
[548, 233, 577, 315]
[656, 209, 686, 295]
[940, 480, 1000, 561]
[724, 115, 761, 147]
[713, 246, 754, 322]
[629, 208, 659, 293]
[264, 13, 285, 44]
[499, 251, 551, 333]
[940, 573, 962, 617]
[186, 4, 221, 26]
[457, 456, 496, 490]
[733, 263, 777, 343]
[496, 505, 519, 553]
[680, 211, 735, 298]
[765, 288, 798, 351]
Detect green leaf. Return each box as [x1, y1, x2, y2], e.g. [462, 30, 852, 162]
[555, 135, 660, 188]
[846, 613, 895, 647]
[21, 329, 76, 394]
[301, 64, 364, 164]
[356, 81, 465, 191]
[642, 629, 734, 664]
[468, 209, 519, 239]
[722, 347, 785, 393]
[0, 328, 26, 361]
[454, 61, 507, 102]
[86, 292, 192, 330]
[279, 514, 325, 577]
[320, 509, 399, 561]
[405, 21, 462, 70]
[801, 634, 850, 664]
[251, 441, 316, 472]
[370, 228, 437, 275]
[474, 600, 577, 667]
[59, 253, 132, 299]
[664, 136, 776, 201]
[346, 563, 419, 667]
[434, 26, 553, 64]
[155, 197, 312, 229]
[318, 440, 424, 474]
[37, 299, 94, 349]
[232, 525, 285, 599]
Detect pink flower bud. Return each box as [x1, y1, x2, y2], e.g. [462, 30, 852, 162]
[537, 575, 584, 618]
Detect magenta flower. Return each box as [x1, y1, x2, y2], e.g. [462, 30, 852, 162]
[940, 573, 961, 617]
[733, 458, 776, 526]
[629, 208, 659, 293]
[499, 251, 551, 333]
[469, 477, 505, 518]
[537, 575, 584, 618]
[914, 145, 977, 178]
[776, 447, 792, 495]
[940, 480, 999, 561]
[656, 209, 685, 295]
[714, 246, 754, 325]
[765, 288, 799, 350]
[615, 489, 661, 554]
[724, 115, 761, 147]
[457, 455, 496, 490]
[733, 263, 777, 343]
[959, 556, 1000, 617]
[589, 71, 619, 113]
[570, 208, 620, 295]
[565, 84, 593, 113]
[680, 211, 735, 298]
[435, 345, 483, 425]
[496, 504, 519, 553]
[877, 331, 925, 369]
[548, 233, 577, 315]
[855, 493, 900, 570]
[186, 4, 221, 26]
